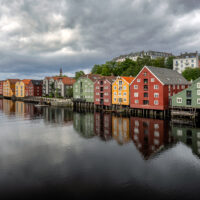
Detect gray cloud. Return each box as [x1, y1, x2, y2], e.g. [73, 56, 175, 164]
[0, 0, 200, 79]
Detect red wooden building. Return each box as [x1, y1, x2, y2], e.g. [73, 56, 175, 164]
[130, 66, 190, 110]
[0, 81, 3, 96]
[94, 76, 116, 107]
[130, 116, 171, 160]
[25, 80, 43, 97]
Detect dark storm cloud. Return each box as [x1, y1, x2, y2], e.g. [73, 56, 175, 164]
[0, 0, 200, 79]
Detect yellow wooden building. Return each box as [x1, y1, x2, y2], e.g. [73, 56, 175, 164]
[112, 76, 134, 106]
[3, 79, 19, 97]
[15, 80, 31, 98]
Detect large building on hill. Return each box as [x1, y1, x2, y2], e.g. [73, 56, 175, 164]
[173, 51, 199, 74]
[113, 50, 173, 62]
[130, 66, 190, 110]
[73, 74, 102, 103]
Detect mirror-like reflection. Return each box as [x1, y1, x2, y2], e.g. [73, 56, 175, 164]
[1, 98, 200, 199]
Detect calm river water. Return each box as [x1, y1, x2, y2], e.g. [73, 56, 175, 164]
[0, 99, 200, 199]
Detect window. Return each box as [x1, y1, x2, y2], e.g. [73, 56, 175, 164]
[154, 124, 159, 129]
[144, 79, 148, 84]
[154, 100, 159, 105]
[105, 86, 108, 89]
[96, 98, 99, 101]
[177, 85, 180, 89]
[143, 72, 147, 76]
[173, 85, 175, 89]
[177, 97, 182, 103]
[134, 93, 138, 97]
[144, 85, 148, 91]
[197, 83, 200, 88]
[186, 99, 192, 105]
[197, 99, 200, 104]
[154, 131, 160, 137]
[197, 90, 200, 95]
[96, 86, 99, 89]
[119, 81, 122, 85]
[192, 64, 194, 67]
[143, 100, 149, 105]
[186, 90, 192, 98]
[124, 98, 127, 102]
[134, 85, 138, 89]
[123, 92, 127, 96]
[123, 86, 126, 90]
[154, 93, 159, 98]
[96, 92, 99, 95]
[154, 85, 159, 89]
[114, 98, 116, 102]
[114, 86, 117, 90]
[177, 130, 183, 136]
[137, 79, 141, 82]
[182, 85, 185, 89]
[151, 78, 155, 82]
[114, 92, 117, 95]
[144, 92, 148, 97]
[135, 100, 139, 104]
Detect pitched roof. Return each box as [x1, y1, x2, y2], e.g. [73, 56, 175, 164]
[22, 79, 32, 85]
[31, 80, 43, 85]
[121, 76, 135, 84]
[146, 66, 190, 85]
[99, 76, 116, 83]
[82, 74, 102, 82]
[62, 77, 76, 85]
[8, 79, 20, 84]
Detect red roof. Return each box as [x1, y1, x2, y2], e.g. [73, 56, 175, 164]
[22, 79, 32, 85]
[62, 77, 76, 85]
[8, 79, 20, 84]
[121, 76, 135, 84]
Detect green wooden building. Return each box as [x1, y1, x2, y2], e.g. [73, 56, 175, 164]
[171, 124, 200, 158]
[171, 77, 200, 108]
[73, 74, 101, 103]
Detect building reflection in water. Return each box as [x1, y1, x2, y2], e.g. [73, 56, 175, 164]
[43, 107, 73, 125]
[94, 112, 112, 141]
[112, 115, 130, 145]
[130, 117, 172, 160]
[73, 112, 95, 138]
[171, 123, 200, 158]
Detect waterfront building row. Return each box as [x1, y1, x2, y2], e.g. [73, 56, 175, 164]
[73, 66, 190, 111]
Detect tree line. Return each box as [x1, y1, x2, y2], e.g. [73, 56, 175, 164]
[75, 56, 200, 81]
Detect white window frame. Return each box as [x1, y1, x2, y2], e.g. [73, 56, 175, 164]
[151, 78, 155, 82]
[197, 83, 200, 89]
[154, 93, 159, 98]
[154, 85, 159, 89]
[197, 90, 200, 96]
[177, 97, 182, 103]
[137, 79, 141, 82]
[154, 100, 159, 105]
[135, 100, 139, 104]
[134, 92, 138, 97]
[197, 98, 200, 104]
[123, 86, 126, 90]
[134, 85, 138, 89]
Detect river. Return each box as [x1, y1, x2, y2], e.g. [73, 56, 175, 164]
[0, 99, 200, 200]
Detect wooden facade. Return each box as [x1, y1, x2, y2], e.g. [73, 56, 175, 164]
[0, 81, 3, 96]
[171, 77, 200, 109]
[15, 79, 31, 98]
[26, 80, 43, 97]
[112, 76, 134, 106]
[3, 79, 19, 98]
[130, 66, 190, 110]
[94, 76, 116, 107]
[73, 74, 101, 103]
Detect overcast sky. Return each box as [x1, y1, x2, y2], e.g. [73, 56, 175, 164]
[0, 0, 200, 79]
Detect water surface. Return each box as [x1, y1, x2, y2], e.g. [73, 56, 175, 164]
[0, 99, 200, 199]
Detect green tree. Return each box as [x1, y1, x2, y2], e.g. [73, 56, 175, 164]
[165, 56, 175, 69]
[182, 67, 200, 81]
[75, 71, 85, 80]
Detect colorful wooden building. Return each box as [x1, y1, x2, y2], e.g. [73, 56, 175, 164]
[0, 81, 3, 96]
[73, 74, 101, 103]
[130, 117, 170, 159]
[55, 77, 76, 98]
[3, 79, 20, 98]
[171, 77, 200, 109]
[130, 66, 190, 110]
[112, 76, 134, 106]
[26, 80, 43, 97]
[94, 76, 116, 107]
[15, 79, 31, 98]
